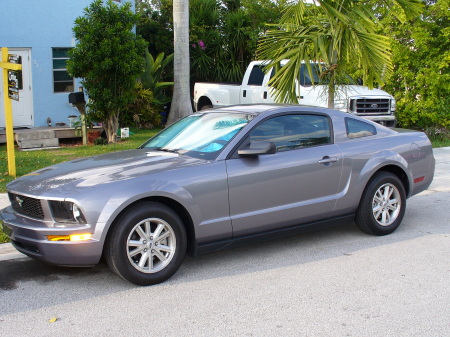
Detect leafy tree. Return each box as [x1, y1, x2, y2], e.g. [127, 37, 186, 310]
[257, 0, 423, 108]
[382, 0, 450, 132]
[190, 0, 289, 84]
[122, 82, 162, 129]
[68, 0, 147, 143]
[136, 0, 174, 57]
[141, 50, 174, 105]
[121, 51, 174, 128]
[137, 0, 288, 85]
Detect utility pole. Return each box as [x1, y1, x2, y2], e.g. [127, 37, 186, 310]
[1, 47, 22, 177]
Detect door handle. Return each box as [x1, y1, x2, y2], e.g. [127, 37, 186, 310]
[318, 156, 339, 165]
[243, 90, 247, 98]
[263, 91, 267, 99]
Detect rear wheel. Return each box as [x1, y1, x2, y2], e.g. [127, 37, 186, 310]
[105, 202, 186, 285]
[355, 172, 406, 235]
[200, 104, 213, 111]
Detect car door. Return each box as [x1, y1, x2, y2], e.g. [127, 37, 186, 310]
[226, 113, 343, 237]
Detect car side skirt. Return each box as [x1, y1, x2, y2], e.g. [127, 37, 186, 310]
[192, 214, 355, 256]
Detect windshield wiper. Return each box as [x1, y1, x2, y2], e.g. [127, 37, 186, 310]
[154, 147, 180, 154]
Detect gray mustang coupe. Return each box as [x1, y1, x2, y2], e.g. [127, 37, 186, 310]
[0, 105, 435, 285]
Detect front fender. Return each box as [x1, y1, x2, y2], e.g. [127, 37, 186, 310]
[95, 180, 198, 244]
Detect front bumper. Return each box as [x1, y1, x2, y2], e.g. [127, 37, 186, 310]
[359, 115, 397, 127]
[0, 206, 103, 266]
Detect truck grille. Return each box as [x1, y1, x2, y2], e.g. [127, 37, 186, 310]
[350, 98, 390, 114]
[8, 193, 45, 220]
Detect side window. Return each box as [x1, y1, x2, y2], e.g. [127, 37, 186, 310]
[247, 65, 265, 86]
[346, 118, 377, 138]
[249, 114, 332, 152]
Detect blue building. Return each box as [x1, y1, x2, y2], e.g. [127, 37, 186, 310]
[0, 0, 134, 129]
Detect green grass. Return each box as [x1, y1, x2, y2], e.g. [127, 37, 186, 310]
[0, 221, 9, 243]
[430, 137, 450, 148]
[0, 128, 160, 193]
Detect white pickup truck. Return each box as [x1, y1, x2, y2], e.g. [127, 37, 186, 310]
[194, 60, 397, 127]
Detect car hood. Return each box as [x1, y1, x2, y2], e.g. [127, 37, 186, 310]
[304, 85, 393, 98]
[7, 149, 209, 197]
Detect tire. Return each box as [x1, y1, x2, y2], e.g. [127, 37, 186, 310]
[355, 172, 406, 236]
[104, 202, 187, 286]
[200, 104, 213, 111]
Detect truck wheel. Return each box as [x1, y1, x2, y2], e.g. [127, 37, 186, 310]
[355, 172, 406, 236]
[200, 104, 213, 110]
[104, 202, 187, 286]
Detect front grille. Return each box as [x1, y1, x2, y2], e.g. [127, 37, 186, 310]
[8, 193, 45, 220]
[350, 98, 390, 114]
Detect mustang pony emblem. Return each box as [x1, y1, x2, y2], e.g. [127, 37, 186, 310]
[15, 196, 24, 207]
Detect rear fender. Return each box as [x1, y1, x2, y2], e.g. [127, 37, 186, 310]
[357, 150, 412, 198]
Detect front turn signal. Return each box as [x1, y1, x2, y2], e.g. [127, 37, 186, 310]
[47, 233, 92, 241]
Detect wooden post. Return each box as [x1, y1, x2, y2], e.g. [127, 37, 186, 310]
[0, 47, 22, 177]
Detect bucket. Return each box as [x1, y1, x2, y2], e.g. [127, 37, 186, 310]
[68, 116, 78, 128]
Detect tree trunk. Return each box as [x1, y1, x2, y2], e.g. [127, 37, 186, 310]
[327, 51, 338, 109]
[327, 80, 335, 109]
[167, 0, 193, 126]
[104, 113, 119, 144]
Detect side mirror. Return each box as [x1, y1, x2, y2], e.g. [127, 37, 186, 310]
[238, 141, 277, 156]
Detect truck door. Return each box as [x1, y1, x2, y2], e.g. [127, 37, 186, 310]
[240, 65, 274, 104]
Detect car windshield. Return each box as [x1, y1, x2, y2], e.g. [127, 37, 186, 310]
[142, 112, 254, 160]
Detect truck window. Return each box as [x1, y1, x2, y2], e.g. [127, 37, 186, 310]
[247, 65, 265, 86]
[300, 64, 321, 86]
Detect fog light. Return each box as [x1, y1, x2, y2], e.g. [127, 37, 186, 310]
[47, 233, 92, 241]
[69, 233, 92, 241]
[47, 235, 70, 241]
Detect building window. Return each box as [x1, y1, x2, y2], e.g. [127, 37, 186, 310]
[52, 48, 74, 93]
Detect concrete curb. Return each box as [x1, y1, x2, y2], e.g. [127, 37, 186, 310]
[0, 242, 26, 261]
[1, 146, 449, 262]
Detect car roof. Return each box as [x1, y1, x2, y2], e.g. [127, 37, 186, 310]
[207, 104, 328, 116]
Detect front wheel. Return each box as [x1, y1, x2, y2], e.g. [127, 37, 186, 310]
[104, 202, 187, 286]
[355, 172, 406, 236]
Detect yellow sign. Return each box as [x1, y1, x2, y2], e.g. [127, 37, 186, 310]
[1, 47, 23, 177]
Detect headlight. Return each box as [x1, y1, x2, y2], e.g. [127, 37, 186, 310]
[391, 98, 396, 112]
[334, 99, 348, 110]
[49, 201, 87, 224]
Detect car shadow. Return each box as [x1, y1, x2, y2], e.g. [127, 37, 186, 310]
[1, 190, 448, 315]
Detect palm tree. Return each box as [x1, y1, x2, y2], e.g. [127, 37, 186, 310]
[167, 0, 193, 125]
[258, 0, 423, 108]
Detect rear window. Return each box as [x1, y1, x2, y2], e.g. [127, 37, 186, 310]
[346, 118, 377, 138]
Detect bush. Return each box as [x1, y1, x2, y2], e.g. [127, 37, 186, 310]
[121, 82, 162, 129]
